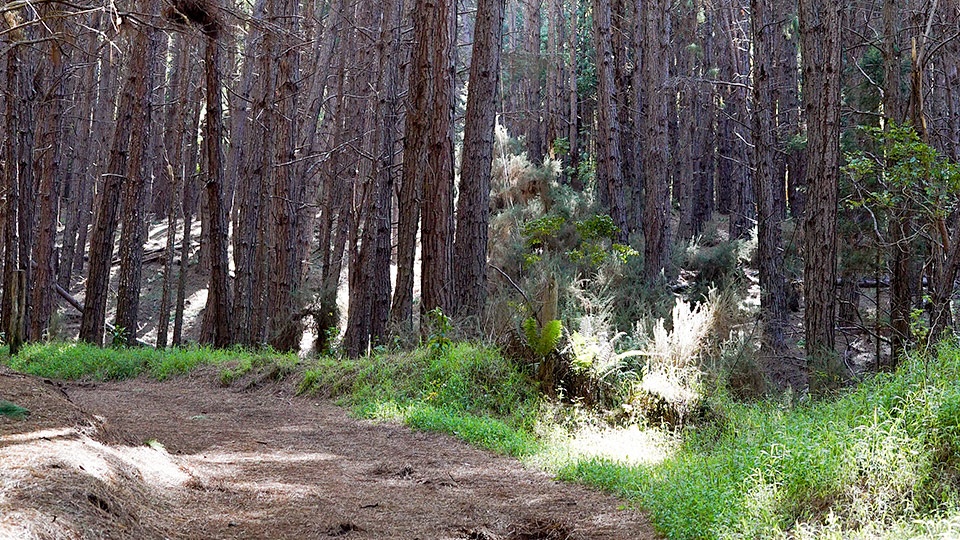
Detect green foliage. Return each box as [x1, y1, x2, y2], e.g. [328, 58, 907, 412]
[522, 317, 564, 357]
[844, 124, 960, 222]
[297, 342, 540, 456]
[0, 399, 29, 419]
[3, 341, 295, 382]
[521, 215, 566, 249]
[109, 326, 128, 349]
[424, 307, 453, 356]
[558, 344, 960, 539]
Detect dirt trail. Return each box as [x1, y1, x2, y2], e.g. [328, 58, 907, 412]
[1, 369, 658, 539]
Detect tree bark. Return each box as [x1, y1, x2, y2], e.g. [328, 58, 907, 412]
[418, 0, 457, 321]
[752, 0, 792, 376]
[80, 26, 150, 346]
[29, 9, 65, 341]
[115, 3, 161, 346]
[800, 0, 841, 366]
[593, 0, 628, 242]
[454, 0, 506, 322]
[198, 12, 234, 348]
[640, 0, 672, 281]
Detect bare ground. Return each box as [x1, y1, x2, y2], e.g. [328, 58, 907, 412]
[1, 366, 658, 539]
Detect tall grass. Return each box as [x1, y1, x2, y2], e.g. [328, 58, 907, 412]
[558, 345, 960, 539]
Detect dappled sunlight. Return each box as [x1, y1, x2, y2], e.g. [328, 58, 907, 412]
[0, 426, 77, 445]
[532, 422, 678, 470]
[199, 449, 340, 465]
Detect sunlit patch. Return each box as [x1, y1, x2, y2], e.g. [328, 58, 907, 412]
[200, 450, 339, 465]
[0, 427, 77, 444]
[533, 422, 677, 470]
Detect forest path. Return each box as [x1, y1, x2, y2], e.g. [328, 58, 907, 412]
[1, 368, 657, 539]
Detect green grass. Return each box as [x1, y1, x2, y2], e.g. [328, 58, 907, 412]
[298, 342, 541, 457]
[556, 345, 960, 539]
[2, 341, 297, 382]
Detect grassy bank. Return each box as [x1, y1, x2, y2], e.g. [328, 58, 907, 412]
[555, 347, 960, 539]
[301, 342, 960, 539]
[2, 341, 296, 382]
[298, 342, 541, 456]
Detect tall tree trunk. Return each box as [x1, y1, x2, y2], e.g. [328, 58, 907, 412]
[80, 26, 150, 346]
[173, 62, 203, 347]
[267, 0, 304, 352]
[800, 0, 841, 369]
[640, 0, 672, 281]
[115, 4, 160, 346]
[29, 9, 65, 341]
[454, 0, 506, 322]
[199, 12, 234, 348]
[752, 0, 792, 379]
[418, 0, 457, 321]
[522, 0, 543, 162]
[344, 0, 403, 356]
[593, 0, 627, 242]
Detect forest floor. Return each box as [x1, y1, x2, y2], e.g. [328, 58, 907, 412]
[0, 366, 658, 539]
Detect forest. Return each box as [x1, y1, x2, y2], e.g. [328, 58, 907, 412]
[2, 0, 960, 537]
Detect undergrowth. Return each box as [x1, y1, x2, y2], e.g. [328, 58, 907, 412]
[556, 345, 960, 539]
[2, 341, 295, 382]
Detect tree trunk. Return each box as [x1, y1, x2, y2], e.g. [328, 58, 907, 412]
[80, 27, 150, 346]
[454, 0, 506, 322]
[522, 0, 543, 162]
[29, 11, 65, 341]
[752, 0, 792, 378]
[115, 3, 160, 346]
[199, 14, 234, 348]
[267, 0, 304, 352]
[418, 0, 457, 321]
[640, 0, 672, 281]
[800, 0, 841, 368]
[593, 0, 628, 242]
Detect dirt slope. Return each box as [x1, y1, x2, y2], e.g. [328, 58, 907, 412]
[1, 368, 658, 539]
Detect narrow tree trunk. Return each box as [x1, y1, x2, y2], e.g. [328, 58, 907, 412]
[199, 15, 234, 348]
[752, 0, 791, 377]
[29, 13, 65, 341]
[640, 0, 672, 281]
[80, 28, 150, 346]
[593, 0, 627, 242]
[115, 3, 160, 346]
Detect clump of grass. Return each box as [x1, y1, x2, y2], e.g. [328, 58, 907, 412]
[0, 399, 30, 419]
[3, 341, 296, 382]
[298, 342, 540, 456]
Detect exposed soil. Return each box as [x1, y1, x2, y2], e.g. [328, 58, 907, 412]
[1, 366, 658, 539]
